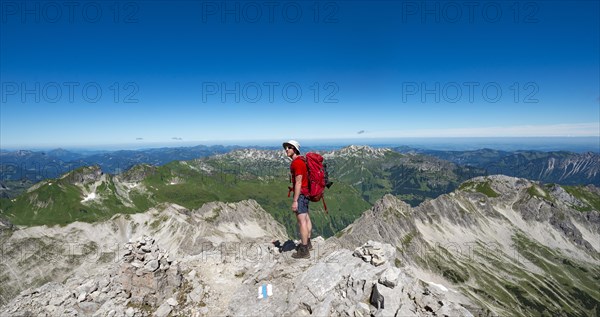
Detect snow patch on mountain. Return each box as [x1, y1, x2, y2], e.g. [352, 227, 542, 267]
[81, 192, 97, 203]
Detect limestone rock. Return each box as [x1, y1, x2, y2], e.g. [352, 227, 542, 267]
[0, 196, 508, 317]
[353, 241, 396, 267]
[378, 267, 401, 288]
[144, 259, 159, 272]
[154, 302, 172, 317]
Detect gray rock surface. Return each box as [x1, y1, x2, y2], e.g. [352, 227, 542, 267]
[0, 178, 597, 317]
[0, 235, 182, 317]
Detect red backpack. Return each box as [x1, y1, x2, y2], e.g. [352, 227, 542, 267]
[288, 152, 333, 213]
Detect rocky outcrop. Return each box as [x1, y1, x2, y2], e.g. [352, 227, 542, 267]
[335, 175, 599, 317]
[120, 236, 182, 307]
[116, 164, 157, 183]
[0, 235, 182, 317]
[0, 217, 13, 233]
[64, 165, 104, 185]
[226, 240, 476, 317]
[0, 200, 288, 307]
[333, 194, 417, 250]
[0, 234, 478, 317]
[353, 240, 396, 266]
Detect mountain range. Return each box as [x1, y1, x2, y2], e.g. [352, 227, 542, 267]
[2, 145, 599, 238]
[2, 145, 598, 201]
[397, 147, 600, 186]
[0, 146, 489, 238]
[0, 145, 238, 183]
[0, 175, 597, 316]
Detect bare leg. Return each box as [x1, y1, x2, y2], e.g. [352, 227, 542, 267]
[307, 213, 312, 240]
[296, 213, 309, 245]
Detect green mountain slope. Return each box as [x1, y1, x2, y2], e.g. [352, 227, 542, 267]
[0, 155, 371, 238]
[141, 159, 370, 238]
[327, 146, 485, 206]
[0, 166, 148, 226]
[2, 146, 593, 241]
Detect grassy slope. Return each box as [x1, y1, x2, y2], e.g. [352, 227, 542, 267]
[143, 161, 371, 238]
[331, 151, 485, 206]
[563, 186, 600, 212]
[458, 179, 499, 198]
[411, 232, 599, 317]
[0, 157, 371, 237]
[2, 174, 141, 226]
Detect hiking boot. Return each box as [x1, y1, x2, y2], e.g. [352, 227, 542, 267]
[295, 240, 313, 251]
[291, 244, 310, 259]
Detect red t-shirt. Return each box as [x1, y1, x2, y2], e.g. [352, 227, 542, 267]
[290, 157, 309, 195]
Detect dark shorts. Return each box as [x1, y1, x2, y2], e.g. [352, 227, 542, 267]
[297, 194, 309, 214]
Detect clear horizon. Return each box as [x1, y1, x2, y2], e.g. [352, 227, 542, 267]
[1, 136, 598, 153]
[1, 1, 599, 147]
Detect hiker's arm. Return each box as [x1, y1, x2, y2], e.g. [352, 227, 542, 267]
[293, 174, 302, 202]
[292, 174, 302, 211]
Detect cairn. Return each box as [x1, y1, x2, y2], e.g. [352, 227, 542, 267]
[353, 240, 394, 266]
[120, 235, 182, 307]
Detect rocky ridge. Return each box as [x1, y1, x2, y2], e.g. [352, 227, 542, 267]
[323, 145, 392, 159]
[0, 194, 481, 316]
[334, 175, 600, 316]
[0, 200, 287, 307]
[214, 148, 288, 163]
[215, 145, 393, 163]
[540, 152, 599, 180]
[2, 235, 183, 317]
[1, 234, 478, 317]
[411, 148, 600, 186]
[1, 175, 598, 316]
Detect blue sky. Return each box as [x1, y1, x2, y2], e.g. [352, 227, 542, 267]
[1, 0, 599, 149]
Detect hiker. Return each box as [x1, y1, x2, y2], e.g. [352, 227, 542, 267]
[283, 140, 312, 259]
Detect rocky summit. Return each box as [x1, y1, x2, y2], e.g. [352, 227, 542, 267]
[0, 175, 598, 316]
[0, 235, 476, 317]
